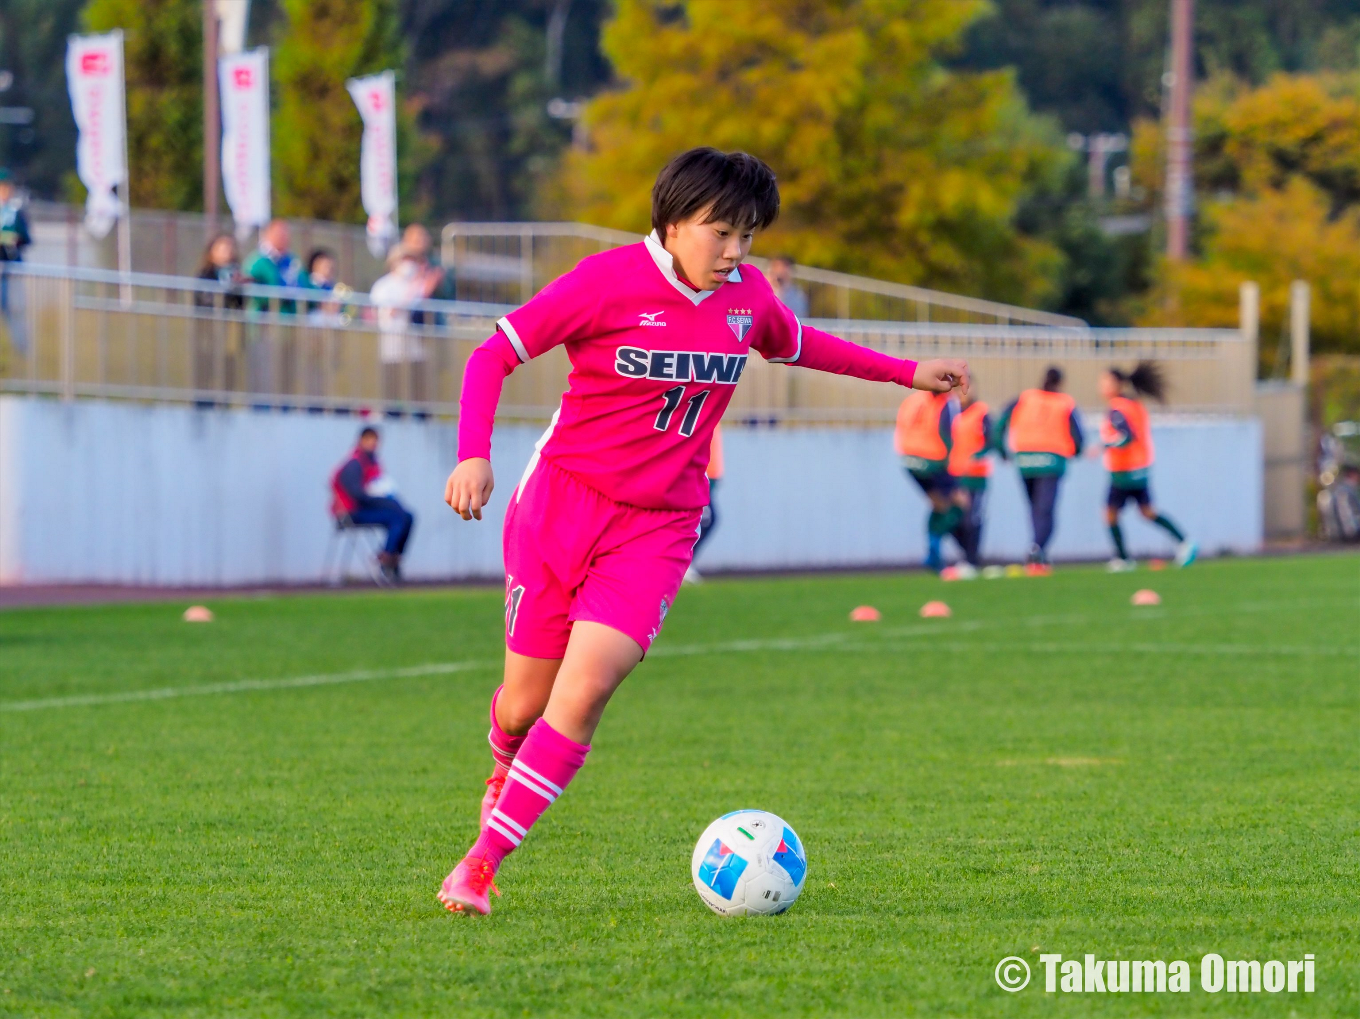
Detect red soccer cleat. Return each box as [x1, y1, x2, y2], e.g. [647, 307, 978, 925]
[480, 766, 508, 830]
[437, 856, 501, 915]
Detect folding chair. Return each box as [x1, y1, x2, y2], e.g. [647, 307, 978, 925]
[321, 513, 390, 586]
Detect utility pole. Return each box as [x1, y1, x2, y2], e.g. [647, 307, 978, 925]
[1164, 0, 1194, 261]
[203, 0, 220, 237]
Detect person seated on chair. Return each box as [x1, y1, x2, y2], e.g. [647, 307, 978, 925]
[330, 426, 415, 582]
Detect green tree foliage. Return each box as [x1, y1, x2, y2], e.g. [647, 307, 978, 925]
[959, 0, 1360, 134]
[1133, 73, 1360, 358]
[83, 0, 202, 210]
[272, 0, 424, 222]
[0, 0, 85, 197]
[554, 0, 1064, 307]
[401, 0, 612, 221]
[1014, 155, 1150, 323]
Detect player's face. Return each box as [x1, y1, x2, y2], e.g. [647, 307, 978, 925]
[664, 211, 754, 291]
[1098, 371, 1121, 402]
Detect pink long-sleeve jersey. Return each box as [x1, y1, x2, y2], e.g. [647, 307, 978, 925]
[458, 232, 918, 511]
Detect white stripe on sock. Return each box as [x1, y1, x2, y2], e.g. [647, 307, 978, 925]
[486, 816, 523, 846]
[487, 733, 518, 767]
[490, 809, 528, 837]
[511, 760, 564, 797]
[506, 769, 556, 802]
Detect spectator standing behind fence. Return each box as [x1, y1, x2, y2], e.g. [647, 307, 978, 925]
[192, 234, 245, 397]
[0, 169, 32, 356]
[767, 255, 809, 318]
[0, 170, 30, 262]
[301, 248, 352, 324]
[330, 426, 415, 583]
[195, 234, 245, 307]
[244, 219, 302, 314]
[370, 243, 429, 407]
[401, 224, 455, 326]
[243, 220, 303, 401]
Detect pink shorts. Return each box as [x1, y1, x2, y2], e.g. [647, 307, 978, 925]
[502, 457, 701, 658]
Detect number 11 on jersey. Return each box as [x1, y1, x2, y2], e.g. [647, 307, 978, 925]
[654, 387, 710, 437]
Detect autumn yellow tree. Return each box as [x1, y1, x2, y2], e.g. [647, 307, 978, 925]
[551, 0, 1064, 307]
[1134, 73, 1360, 358]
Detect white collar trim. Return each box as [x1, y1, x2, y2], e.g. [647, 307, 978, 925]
[644, 230, 740, 305]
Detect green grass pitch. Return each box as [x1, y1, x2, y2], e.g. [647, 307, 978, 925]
[1, 555, 1356, 1017]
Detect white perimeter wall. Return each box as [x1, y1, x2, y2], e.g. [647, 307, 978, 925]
[0, 397, 1261, 585]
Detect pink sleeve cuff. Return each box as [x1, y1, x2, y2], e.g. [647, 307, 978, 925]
[457, 332, 521, 462]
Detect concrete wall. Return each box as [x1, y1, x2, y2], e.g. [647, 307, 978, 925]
[1253, 380, 1308, 539]
[0, 397, 1262, 585]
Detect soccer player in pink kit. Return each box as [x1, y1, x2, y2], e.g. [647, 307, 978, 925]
[438, 148, 969, 914]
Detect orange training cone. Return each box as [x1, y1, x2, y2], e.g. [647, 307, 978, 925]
[1131, 589, 1161, 606]
[919, 600, 952, 618]
[183, 605, 214, 622]
[850, 605, 881, 622]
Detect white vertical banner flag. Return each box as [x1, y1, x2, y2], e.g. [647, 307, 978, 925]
[219, 48, 271, 235]
[346, 70, 398, 257]
[66, 31, 127, 239]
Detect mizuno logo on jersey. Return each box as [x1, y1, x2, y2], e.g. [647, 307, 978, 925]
[614, 347, 748, 384]
[638, 311, 667, 326]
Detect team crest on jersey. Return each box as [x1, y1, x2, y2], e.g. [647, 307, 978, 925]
[726, 308, 753, 344]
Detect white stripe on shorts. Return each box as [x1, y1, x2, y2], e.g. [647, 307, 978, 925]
[515, 406, 561, 499]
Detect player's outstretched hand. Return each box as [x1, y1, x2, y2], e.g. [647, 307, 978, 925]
[445, 457, 495, 521]
[912, 358, 970, 396]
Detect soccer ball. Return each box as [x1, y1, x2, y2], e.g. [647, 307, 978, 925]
[691, 809, 807, 916]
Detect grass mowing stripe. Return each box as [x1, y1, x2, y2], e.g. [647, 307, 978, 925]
[0, 659, 496, 712]
[2, 592, 1348, 713]
[859, 639, 1357, 657]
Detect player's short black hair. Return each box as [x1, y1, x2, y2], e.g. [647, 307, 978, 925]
[359, 426, 379, 441]
[307, 247, 335, 273]
[651, 148, 780, 237]
[1042, 366, 1064, 391]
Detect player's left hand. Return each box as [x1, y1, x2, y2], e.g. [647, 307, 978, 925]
[912, 358, 970, 395]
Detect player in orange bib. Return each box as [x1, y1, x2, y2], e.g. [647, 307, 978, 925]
[895, 389, 961, 572]
[1099, 362, 1196, 571]
[947, 389, 992, 572]
[994, 366, 1083, 570]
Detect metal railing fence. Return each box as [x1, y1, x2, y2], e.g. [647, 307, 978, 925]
[440, 222, 1086, 328]
[29, 202, 1083, 328]
[0, 262, 1253, 423]
[25, 200, 393, 292]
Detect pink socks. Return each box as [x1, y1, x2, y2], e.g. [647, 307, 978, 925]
[487, 685, 526, 774]
[472, 718, 590, 870]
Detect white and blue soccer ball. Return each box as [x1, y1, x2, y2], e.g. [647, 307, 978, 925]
[691, 809, 807, 916]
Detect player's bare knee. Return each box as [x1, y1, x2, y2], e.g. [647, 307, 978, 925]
[496, 692, 545, 735]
